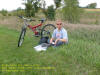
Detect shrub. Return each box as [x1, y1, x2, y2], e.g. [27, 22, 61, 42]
[62, 0, 83, 23]
[94, 19, 99, 25]
[8, 13, 12, 16]
[1, 9, 8, 16]
[43, 5, 55, 20]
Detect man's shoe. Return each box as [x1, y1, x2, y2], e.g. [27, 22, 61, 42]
[41, 43, 51, 47]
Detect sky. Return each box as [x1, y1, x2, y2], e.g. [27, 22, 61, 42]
[0, 0, 100, 11]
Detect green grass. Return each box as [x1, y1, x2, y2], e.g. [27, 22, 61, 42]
[0, 26, 100, 75]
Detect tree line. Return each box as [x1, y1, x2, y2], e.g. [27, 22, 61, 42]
[22, 0, 83, 23]
[1, 0, 97, 23]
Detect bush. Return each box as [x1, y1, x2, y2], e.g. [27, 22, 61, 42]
[24, 0, 40, 17]
[94, 19, 99, 25]
[16, 7, 25, 16]
[17, 10, 25, 16]
[62, 0, 83, 23]
[86, 3, 97, 9]
[0, 9, 8, 16]
[8, 13, 12, 16]
[25, 2, 35, 17]
[43, 5, 55, 20]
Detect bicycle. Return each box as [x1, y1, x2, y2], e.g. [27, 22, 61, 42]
[18, 16, 56, 47]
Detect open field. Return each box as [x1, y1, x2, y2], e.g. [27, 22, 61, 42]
[55, 8, 100, 25]
[85, 8, 100, 12]
[0, 25, 100, 75]
[0, 14, 100, 74]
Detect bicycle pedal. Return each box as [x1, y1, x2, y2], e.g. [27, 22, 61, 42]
[34, 34, 40, 37]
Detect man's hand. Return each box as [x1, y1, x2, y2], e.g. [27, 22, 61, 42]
[50, 38, 54, 44]
[54, 38, 67, 45]
[54, 39, 60, 45]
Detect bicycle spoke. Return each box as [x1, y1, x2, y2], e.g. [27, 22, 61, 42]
[19, 39, 23, 46]
[41, 24, 56, 38]
[18, 27, 26, 47]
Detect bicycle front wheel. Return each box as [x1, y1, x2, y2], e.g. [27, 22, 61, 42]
[18, 26, 26, 47]
[41, 24, 56, 38]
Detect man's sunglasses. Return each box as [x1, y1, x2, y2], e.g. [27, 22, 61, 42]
[57, 23, 62, 25]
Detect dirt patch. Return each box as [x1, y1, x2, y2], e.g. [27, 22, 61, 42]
[0, 17, 100, 31]
[63, 23, 100, 31]
[45, 21, 100, 31]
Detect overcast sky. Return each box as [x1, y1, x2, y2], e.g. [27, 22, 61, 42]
[0, 0, 100, 11]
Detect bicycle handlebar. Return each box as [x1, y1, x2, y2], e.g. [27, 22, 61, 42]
[18, 16, 45, 23]
[18, 16, 35, 22]
[38, 19, 45, 23]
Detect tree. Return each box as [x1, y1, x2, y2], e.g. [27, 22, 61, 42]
[86, 3, 97, 9]
[47, 5, 55, 20]
[33, 0, 41, 13]
[23, 0, 41, 17]
[43, 5, 55, 20]
[41, 0, 55, 20]
[16, 7, 25, 16]
[0, 9, 8, 16]
[41, 0, 46, 9]
[62, 0, 83, 23]
[42, 0, 47, 17]
[24, 0, 34, 17]
[54, 0, 62, 9]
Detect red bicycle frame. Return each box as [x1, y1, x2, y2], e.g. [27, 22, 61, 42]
[19, 16, 44, 35]
[28, 22, 43, 35]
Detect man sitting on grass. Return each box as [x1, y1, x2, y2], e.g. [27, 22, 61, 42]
[50, 20, 68, 47]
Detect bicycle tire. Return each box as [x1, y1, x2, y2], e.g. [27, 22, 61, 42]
[41, 24, 56, 38]
[18, 26, 26, 47]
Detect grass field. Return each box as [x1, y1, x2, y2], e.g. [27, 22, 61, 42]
[85, 8, 100, 12]
[0, 8, 100, 74]
[55, 8, 100, 25]
[0, 25, 100, 75]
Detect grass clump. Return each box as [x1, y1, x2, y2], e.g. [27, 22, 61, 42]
[0, 26, 100, 75]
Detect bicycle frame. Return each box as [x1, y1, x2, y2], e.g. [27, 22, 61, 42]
[28, 22, 43, 35]
[18, 16, 56, 47]
[21, 16, 44, 35]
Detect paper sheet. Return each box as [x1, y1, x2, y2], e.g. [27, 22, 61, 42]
[34, 45, 47, 51]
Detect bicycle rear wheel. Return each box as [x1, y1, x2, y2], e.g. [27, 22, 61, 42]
[41, 24, 56, 38]
[18, 26, 26, 47]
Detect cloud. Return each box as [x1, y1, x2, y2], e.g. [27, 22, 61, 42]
[0, 0, 25, 11]
[0, 0, 100, 11]
[79, 0, 100, 8]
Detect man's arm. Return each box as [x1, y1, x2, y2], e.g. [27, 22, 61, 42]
[55, 29, 68, 44]
[50, 29, 56, 44]
[54, 38, 67, 45]
[59, 39, 67, 42]
[50, 38, 54, 44]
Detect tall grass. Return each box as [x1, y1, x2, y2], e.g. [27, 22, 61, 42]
[80, 9, 100, 25]
[55, 8, 100, 25]
[0, 26, 100, 75]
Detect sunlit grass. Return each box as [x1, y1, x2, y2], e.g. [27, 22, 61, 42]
[0, 26, 100, 75]
[85, 8, 100, 12]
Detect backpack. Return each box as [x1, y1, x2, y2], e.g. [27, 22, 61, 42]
[39, 36, 49, 44]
